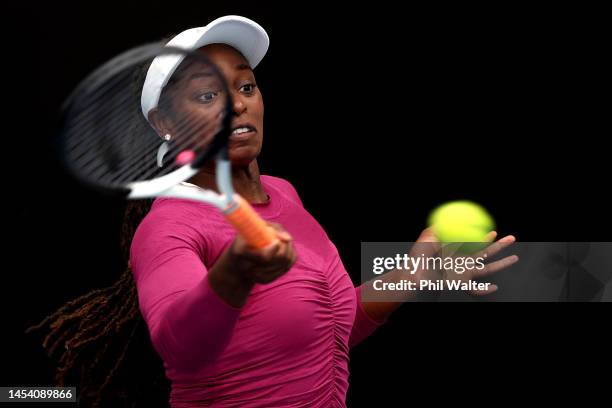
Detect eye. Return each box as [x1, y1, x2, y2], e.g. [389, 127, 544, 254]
[196, 91, 219, 104]
[239, 83, 257, 94]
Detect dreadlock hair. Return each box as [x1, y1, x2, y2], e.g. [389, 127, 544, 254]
[26, 198, 170, 408]
[26, 41, 178, 407]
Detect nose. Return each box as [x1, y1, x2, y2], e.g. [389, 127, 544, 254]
[232, 94, 247, 116]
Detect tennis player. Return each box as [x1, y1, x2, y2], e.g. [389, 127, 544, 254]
[29, 15, 516, 407]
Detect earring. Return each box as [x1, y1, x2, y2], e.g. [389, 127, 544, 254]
[157, 134, 171, 167]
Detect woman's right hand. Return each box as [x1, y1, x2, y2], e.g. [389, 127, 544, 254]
[208, 223, 297, 307]
[229, 223, 297, 284]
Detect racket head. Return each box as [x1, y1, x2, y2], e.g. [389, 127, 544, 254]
[59, 42, 233, 196]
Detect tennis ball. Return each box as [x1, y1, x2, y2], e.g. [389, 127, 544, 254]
[427, 200, 495, 253]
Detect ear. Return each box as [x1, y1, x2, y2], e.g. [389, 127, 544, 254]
[147, 108, 173, 139]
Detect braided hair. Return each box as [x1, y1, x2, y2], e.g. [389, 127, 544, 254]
[27, 42, 177, 407]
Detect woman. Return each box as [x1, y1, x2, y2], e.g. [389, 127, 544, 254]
[29, 16, 516, 407]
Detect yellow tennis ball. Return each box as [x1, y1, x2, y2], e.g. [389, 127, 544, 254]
[427, 201, 495, 253]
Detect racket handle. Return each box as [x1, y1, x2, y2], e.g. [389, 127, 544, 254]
[224, 195, 278, 249]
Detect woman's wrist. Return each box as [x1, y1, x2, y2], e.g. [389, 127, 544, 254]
[207, 246, 255, 308]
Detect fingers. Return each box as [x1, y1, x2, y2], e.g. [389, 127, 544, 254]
[268, 222, 293, 242]
[470, 283, 499, 296]
[474, 234, 516, 259]
[411, 228, 442, 258]
[282, 239, 298, 268]
[469, 252, 520, 296]
[247, 242, 297, 284]
[240, 239, 282, 261]
[265, 222, 297, 267]
[472, 254, 520, 279]
[251, 264, 290, 283]
[416, 227, 438, 243]
[274, 236, 297, 269]
[232, 221, 297, 285]
[484, 230, 498, 242]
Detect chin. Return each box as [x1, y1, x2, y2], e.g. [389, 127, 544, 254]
[229, 146, 260, 167]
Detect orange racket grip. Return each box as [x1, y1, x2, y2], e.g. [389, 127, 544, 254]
[224, 195, 278, 249]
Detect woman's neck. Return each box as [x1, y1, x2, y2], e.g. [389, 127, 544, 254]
[188, 160, 269, 204]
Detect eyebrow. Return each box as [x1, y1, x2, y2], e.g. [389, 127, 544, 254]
[188, 72, 215, 81]
[187, 63, 251, 81]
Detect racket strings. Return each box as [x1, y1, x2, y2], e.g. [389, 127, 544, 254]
[61, 45, 230, 190]
[64, 66, 138, 153]
[85, 103, 219, 182]
[103, 118, 222, 185]
[64, 72, 147, 168]
[67, 98, 214, 184]
[67, 97, 223, 186]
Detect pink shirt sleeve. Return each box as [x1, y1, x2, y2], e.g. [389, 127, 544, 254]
[349, 285, 386, 348]
[130, 202, 241, 372]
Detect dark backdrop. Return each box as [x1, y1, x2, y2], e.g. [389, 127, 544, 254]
[3, 1, 609, 406]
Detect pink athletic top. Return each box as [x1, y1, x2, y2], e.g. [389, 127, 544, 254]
[130, 175, 384, 407]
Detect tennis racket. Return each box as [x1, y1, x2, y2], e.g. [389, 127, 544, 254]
[59, 42, 277, 249]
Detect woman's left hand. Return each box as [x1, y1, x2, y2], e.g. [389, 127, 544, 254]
[413, 228, 519, 296]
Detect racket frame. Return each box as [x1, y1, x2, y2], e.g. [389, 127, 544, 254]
[60, 43, 278, 249]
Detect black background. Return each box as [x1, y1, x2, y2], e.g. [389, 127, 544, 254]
[3, 1, 609, 406]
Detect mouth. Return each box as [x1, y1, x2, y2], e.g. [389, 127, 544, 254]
[230, 124, 257, 141]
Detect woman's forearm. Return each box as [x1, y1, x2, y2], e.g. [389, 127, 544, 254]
[359, 268, 426, 322]
[207, 246, 256, 308]
[151, 247, 254, 371]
